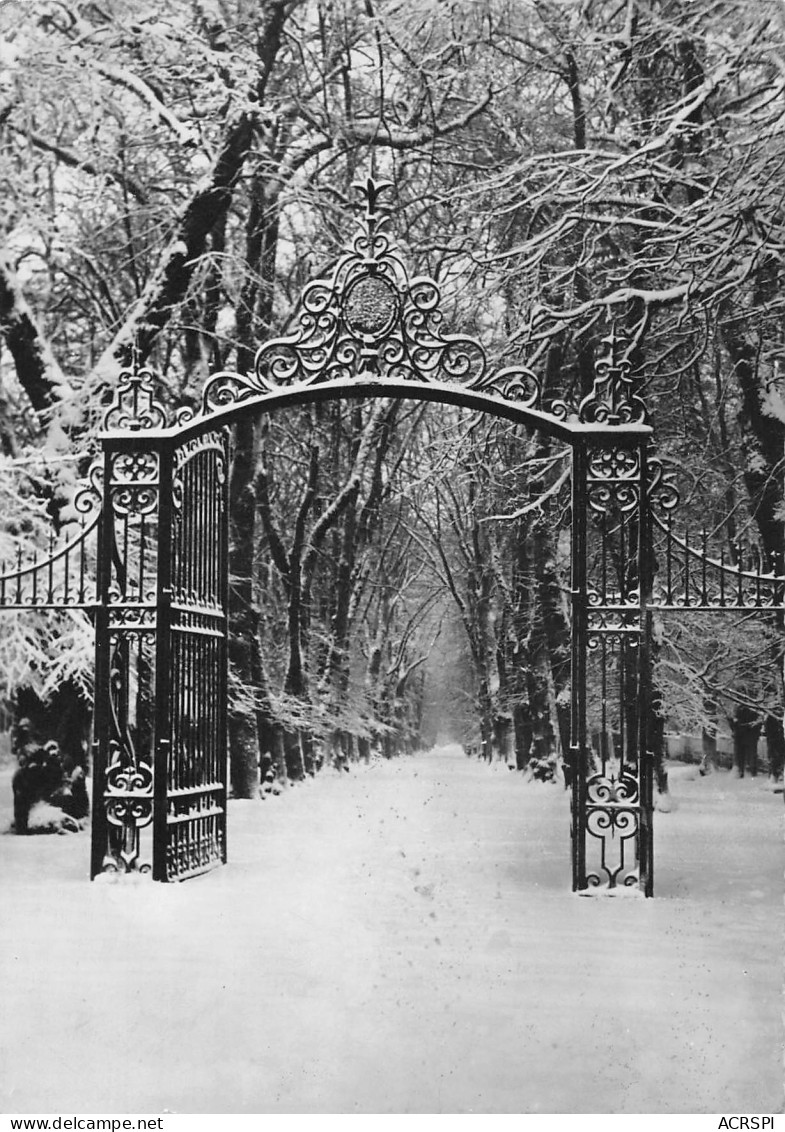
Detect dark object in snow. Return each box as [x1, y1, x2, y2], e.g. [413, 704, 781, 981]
[51, 758, 89, 821]
[730, 703, 762, 778]
[12, 684, 91, 779]
[11, 741, 88, 834]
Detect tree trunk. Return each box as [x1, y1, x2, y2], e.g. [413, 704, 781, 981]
[764, 713, 785, 781]
[720, 287, 785, 570]
[227, 413, 262, 798]
[512, 701, 533, 771]
[477, 675, 494, 762]
[526, 651, 558, 779]
[650, 677, 668, 796]
[283, 729, 305, 781]
[731, 705, 761, 778]
[0, 252, 64, 414]
[494, 713, 515, 767]
[533, 517, 571, 767]
[700, 726, 718, 776]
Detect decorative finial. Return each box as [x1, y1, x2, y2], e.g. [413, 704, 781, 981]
[578, 320, 647, 425]
[103, 357, 167, 432]
[352, 176, 392, 249]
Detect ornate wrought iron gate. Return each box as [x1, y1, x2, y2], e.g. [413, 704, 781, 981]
[88, 372, 229, 879]
[2, 178, 782, 893]
[156, 428, 229, 880]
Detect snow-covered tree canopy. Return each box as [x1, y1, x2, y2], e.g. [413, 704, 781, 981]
[0, 0, 784, 781]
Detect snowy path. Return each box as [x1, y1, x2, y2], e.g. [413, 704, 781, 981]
[1, 746, 782, 1114]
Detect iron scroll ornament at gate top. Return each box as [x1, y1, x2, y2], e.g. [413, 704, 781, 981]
[192, 177, 541, 412]
[103, 361, 168, 432]
[185, 177, 642, 427]
[96, 179, 652, 433]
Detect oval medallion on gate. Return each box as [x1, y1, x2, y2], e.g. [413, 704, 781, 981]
[343, 274, 398, 339]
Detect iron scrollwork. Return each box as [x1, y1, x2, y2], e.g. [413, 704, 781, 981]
[109, 450, 159, 517]
[101, 743, 153, 874]
[98, 627, 155, 875]
[587, 771, 639, 806]
[587, 442, 642, 519]
[585, 806, 640, 889]
[648, 454, 680, 516]
[587, 610, 642, 635]
[73, 460, 104, 518]
[588, 447, 640, 480]
[577, 325, 647, 426]
[198, 178, 542, 414]
[587, 480, 640, 516]
[103, 363, 168, 432]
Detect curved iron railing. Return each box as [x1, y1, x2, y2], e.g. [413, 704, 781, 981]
[650, 511, 785, 611]
[0, 510, 100, 611]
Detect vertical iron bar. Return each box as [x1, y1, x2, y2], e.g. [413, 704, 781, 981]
[152, 440, 174, 882]
[79, 518, 87, 604]
[737, 546, 744, 606]
[755, 550, 762, 607]
[199, 450, 204, 601]
[63, 538, 70, 604]
[619, 501, 626, 604]
[638, 440, 654, 896]
[47, 529, 54, 602]
[570, 441, 588, 892]
[219, 428, 230, 863]
[601, 636, 607, 772]
[122, 514, 129, 601]
[185, 454, 192, 606]
[175, 632, 181, 794]
[186, 624, 193, 795]
[139, 516, 146, 603]
[209, 449, 216, 604]
[618, 636, 625, 773]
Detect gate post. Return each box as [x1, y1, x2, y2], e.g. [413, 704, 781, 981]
[90, 447, 113, 879]
[89, 366, 166, 877]
[570, 325, 654, 895]
[573, 432, 655, 894]
[89, 434, 159, 875]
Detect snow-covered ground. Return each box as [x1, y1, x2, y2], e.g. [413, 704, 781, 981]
[0, 745, 782, 1115]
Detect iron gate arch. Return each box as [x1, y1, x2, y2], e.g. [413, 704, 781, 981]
[87, 178, 660, 890]
[2, 178, 782, 892]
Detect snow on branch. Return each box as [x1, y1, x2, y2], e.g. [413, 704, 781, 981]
[483, 463, 571, 523]
[89, 111, 254, 388]
[92, 62, 198, 149]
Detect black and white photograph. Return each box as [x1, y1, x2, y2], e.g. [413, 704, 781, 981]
[0, 0, 782, 1118]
